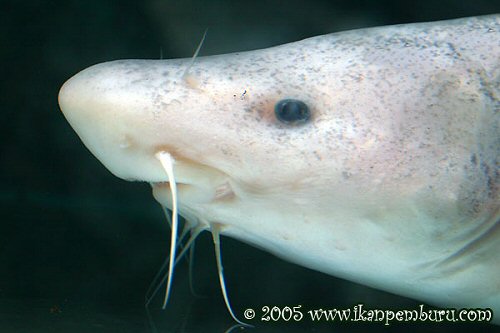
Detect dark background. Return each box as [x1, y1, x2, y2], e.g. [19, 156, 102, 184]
[1, 1, 499, 332]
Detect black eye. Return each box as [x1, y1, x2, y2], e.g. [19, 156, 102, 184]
[274, 99, 310, 125]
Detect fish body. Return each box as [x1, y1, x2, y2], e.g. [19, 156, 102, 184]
[59, 15, 500, 322]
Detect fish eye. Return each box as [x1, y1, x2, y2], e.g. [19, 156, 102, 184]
[274, 99, 311, 125]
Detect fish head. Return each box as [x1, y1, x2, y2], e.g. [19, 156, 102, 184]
[57, 48, 347, 239]
[58, 22, 500, 316]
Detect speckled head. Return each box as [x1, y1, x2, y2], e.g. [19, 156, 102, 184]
[59, 15, 499, 324]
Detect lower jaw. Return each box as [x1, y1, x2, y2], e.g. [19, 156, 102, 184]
[151, 178, 236, 206]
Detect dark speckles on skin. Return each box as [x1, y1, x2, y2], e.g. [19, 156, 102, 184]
[480, 160, 497, 197]
[446, 42, 461, 59]
[313, 150, 322, 161]
[342, 171, 352, 180]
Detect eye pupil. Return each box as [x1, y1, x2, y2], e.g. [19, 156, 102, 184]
[274, 99, 310, 125]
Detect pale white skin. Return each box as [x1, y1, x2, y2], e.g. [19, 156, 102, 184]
[59, 15, 499, 323]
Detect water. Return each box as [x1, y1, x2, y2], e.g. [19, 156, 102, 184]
[1, 1, 499, 332]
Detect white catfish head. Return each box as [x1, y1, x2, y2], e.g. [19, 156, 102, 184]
[57, 47, 352, 258]
[59, 15, 499, 324]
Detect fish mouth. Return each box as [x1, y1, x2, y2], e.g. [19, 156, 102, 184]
[145, 151, 249, 326]
[148, 151, 236, 209]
